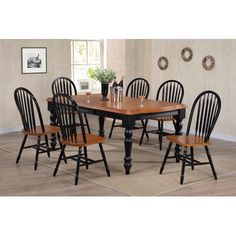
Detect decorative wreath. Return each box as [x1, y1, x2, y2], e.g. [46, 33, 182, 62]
[158, 56, 168, 70]
[181, 47, 193, 62]
[202, 55, 215, 71]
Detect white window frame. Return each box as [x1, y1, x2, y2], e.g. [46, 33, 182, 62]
[71, 39, 105, 93]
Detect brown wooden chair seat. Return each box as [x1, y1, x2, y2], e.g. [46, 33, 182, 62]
[22, 124, 60, 136]
[60, 134, 104, 147]
[52, 94, 110, 185]
[14, 87, 61, 170]
[140, 80, 184, 149]
[167, 135, 210, 147]
[160, 90, 221, 184]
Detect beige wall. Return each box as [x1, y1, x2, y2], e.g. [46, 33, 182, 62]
[1, 39, 236, 141]
[149, 40, 236, 139]
[107, 39, 152, 89]
[107, 39, 126, 80]
[107, 39, 236, 140]
[0, 39, 71, 132]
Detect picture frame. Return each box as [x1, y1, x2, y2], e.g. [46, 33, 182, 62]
[21, 47, 47, 74]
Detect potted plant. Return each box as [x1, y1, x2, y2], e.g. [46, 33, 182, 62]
[88, 68, 116, 101]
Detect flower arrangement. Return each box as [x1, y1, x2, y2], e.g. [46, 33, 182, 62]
[88, 68, 116, 84]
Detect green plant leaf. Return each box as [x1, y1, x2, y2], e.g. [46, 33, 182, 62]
[88, 67, 116, 84]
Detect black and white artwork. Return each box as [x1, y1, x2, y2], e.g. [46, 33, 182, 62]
[21, 47, 47, 74]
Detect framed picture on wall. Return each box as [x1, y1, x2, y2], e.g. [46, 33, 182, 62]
[21, 47, 47, 74]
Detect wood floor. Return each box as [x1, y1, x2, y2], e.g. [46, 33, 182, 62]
[1, 116, 236, 196]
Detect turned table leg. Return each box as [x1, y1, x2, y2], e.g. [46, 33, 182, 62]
[124, 126, 133, 175]
[99, 116, 105, 137]
[174, 109, 185, 162]
[48, 102, 57, 149]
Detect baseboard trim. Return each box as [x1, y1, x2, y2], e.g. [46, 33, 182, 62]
[2, 121, 236, 143]
[147, 120, 236, 143]
[0, 127, 21, 134]
[210, 132, 236, 143]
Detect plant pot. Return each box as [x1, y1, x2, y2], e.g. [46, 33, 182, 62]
[101, 83, 109, 101]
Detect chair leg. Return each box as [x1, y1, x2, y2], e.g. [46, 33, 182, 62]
[34, 136, 41, 171]
[99, 143, 110, 177]
[53, 145, 66, 177]
[190, 146, 194, 170]
[44, 135, 50, 158]
[180, 147, 187, 184]
[82, 146, 88, 169]
[62, 152, 67, 164]
[16, 134, 28, 164]
[57, 132, 67, 164]
[139, 119, 148, 146]
[141, 119, 149, 140]
[75, 150, 81, 185]
[84, 114, 91, 134]
[160, 142, 172, 174]
[108, 119, 116, 139]
[158, 121, 163, 150]
[205, 146, 217, 180]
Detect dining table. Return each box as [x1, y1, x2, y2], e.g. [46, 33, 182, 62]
[47, 94, 187, 175]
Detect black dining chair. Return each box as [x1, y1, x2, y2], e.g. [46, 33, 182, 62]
[14, 87, 61, 170]
[159, 90, 221, 184]
[139, 80, 184, 149]
[52, 93, 110, 185]
[51, 77, 91, 134]
[108, 77, 150, 139]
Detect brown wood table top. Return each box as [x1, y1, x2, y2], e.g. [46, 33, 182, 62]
[67, 94, 187, 115]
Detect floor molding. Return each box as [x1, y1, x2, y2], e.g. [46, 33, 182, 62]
[0, 127, 21, 134]
[2, 121, 236, 143]
[147, 120, 236, 143]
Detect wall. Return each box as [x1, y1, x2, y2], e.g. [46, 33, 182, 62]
[107, 39, 126, 80]
[1, 39, 125, 133]
[125, 39, 136, 82]
[1, 39, 236, 141]
[108, 39, 236, 140]
[149, 39, 236, 140]
[107, 39, 152, 89]
[0, 39, 71, 133]
[133, 39, 152, 81]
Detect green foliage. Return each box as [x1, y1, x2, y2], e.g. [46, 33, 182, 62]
[88, 68, 116, 84]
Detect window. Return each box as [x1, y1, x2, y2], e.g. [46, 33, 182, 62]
[71, 40, 105, 93]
